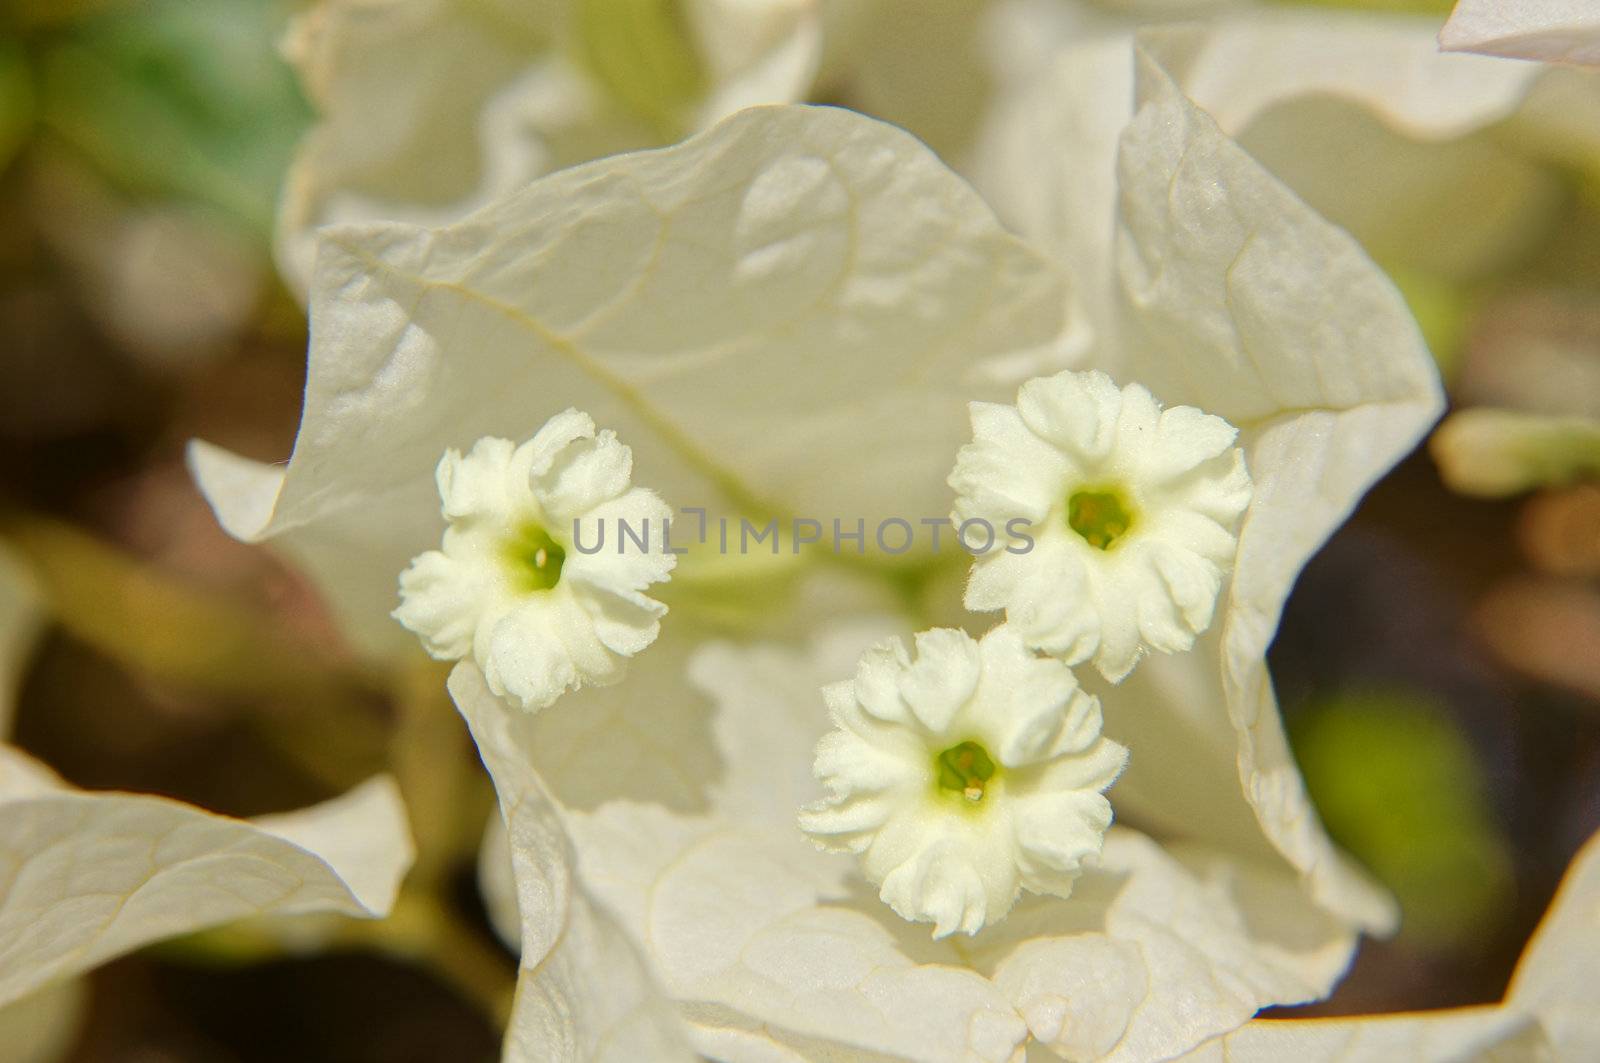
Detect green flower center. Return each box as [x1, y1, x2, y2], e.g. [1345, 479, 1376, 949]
[935, 741, 997, 804]
[503, 521, 566, 593]
[1067, 488, 1135, 550]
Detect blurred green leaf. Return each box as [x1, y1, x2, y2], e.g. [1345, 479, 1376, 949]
[0, 36, 32, 175]
[35, 0, 309, 236]
[1, 515, 387, 788]
[1293, 689, 1516, 948]
[4, 0, 130, 31]
[1385, 264, 1471, 384]
[575, 0, 705, 141]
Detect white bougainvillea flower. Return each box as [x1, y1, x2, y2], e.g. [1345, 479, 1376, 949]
[974, 10, 1572, 296]
[825, 0, 1244, 177]
[951, 370, 1250, 681]
[967, 36, 1453, 936]
[193, 83, 1433, 1056]
[196, 88, 1438, 1056]
[393, 409, 674, 712]
[1125, 14, 1600, 298]
[1181, 825, 1600, 1062]
[462, 621, 1359, 1062]
[191, 103, 1062, 661]
[1442, 0, 1600, 66]
[799, 626, 1126, 936]
[276, 0, 822, 295]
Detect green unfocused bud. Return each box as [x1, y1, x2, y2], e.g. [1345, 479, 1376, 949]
[0, 39, 34, 176]
[34, 0, 309, 235]
[1292, 688, 1515, 949]
[1385, 265, 1470, 384]
[575, 0, 705, 141]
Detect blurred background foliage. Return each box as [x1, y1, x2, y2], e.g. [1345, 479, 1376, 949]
[0, 0, 1597, 1059]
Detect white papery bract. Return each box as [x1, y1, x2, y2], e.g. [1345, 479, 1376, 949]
[192, 83, 1446, 1055]
[951, 369, 1251, 683]
[1441, 0, 1600, 66]
[394, 408, 674, 712]
[800, 625, 1127, 938]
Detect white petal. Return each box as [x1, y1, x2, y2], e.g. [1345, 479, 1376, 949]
[393, 549, 492, 659]
[197, 106, 1065, 660]
[1098, 41, 1445, 930]
[437, 436, 527, 522]
[0, 767, 412, 1007]
[852, 637, 915, 726]
[1011, 789, 1113, 889]
[949, 401, 1068, 524]
[510, 629, 719, 814]
[448, 663, 696, 1062]
[566, 631, 1358, 1062]
[1145, 542, 1226, 643]
[642, 829, 1027, 1061]
[897, 628, 982, 734]
[1183, 826, 1600, 1061]
[530, 420, 636, 521]
[1505, 826, 1600, 1058]
[1016, 368, 1123, 463]
[580, 588, 667, 659]
[477, 811, 520, 953]
[968, 626, 1087, 766]
[525, 407, 598, 478]
[564, 487, 676, 597]
[962, 539, 1034, 613]
[994, 540, 1101, 666]
[275, 0, 821, 297]
[483, 593, 619, 712]
[877, 837, 994, 939]
[1137, 403, 1242, 487]
[1442, 0, 1600, 66]
[810, 729, 913, 802]
[983, 830, 1358, 1063]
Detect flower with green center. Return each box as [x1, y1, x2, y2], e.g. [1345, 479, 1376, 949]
[799, 626, 1127, 938]
[394, 408, 674, 712]
[190, 81, 1451, 1054]
[950, 369, 1252, 683]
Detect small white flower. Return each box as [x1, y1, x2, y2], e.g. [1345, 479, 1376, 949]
[394, 408, 674, 712]
[950, 369, 1252, 682]
[799, 625, 1126, 938]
